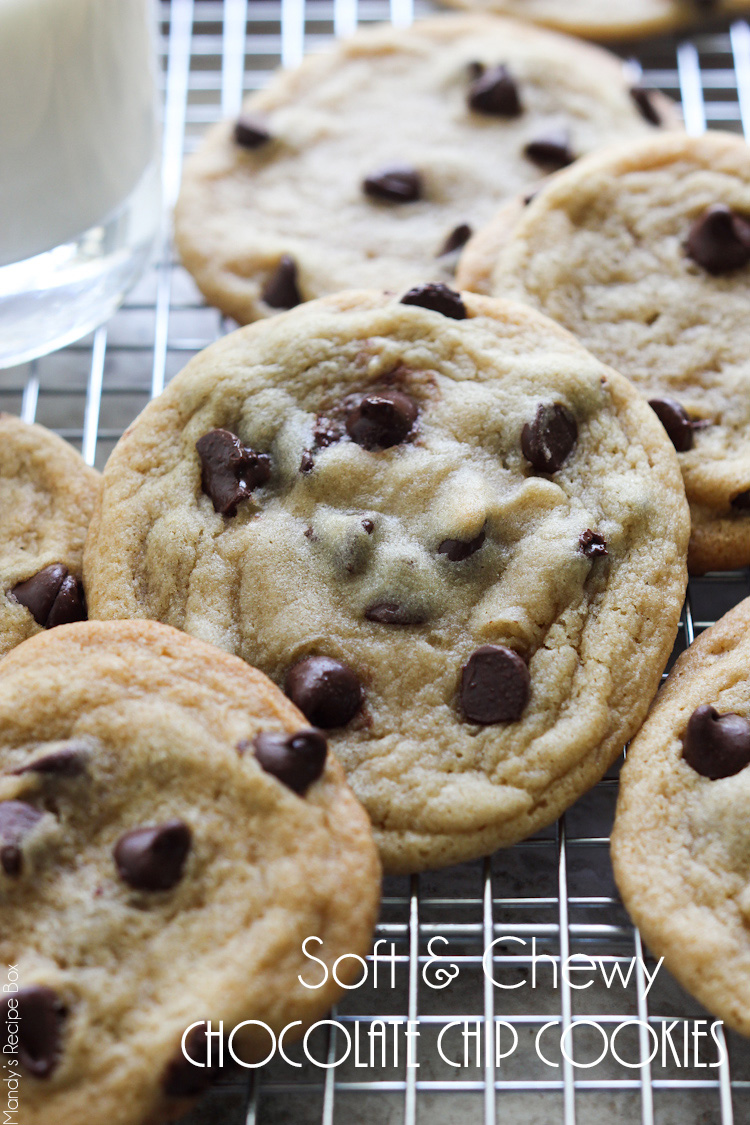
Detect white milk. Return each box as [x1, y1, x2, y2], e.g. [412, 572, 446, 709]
[0, 0, 157, 267]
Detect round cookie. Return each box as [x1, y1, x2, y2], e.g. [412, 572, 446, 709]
[0, 619, 380, 1125]
[436, 0, 750, 41]
[612, 598, 750, 1038]
[457, 131, 750, 573]
[83, 289, 689, 872]
[174, 14, 679, 326]
[0, 415, 100, 659]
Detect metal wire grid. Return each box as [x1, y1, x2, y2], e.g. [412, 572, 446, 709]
[2, 2, 750, 1122]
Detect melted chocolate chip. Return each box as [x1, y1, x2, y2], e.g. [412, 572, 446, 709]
[12, 744, 89, 778]
[196, 428, 271, 516]
[113, 820, 192, 891]
[262, 254, 302, 308]
[630, 86, 662, 126]
[467, 65, 521, 117]
[400, 283, 467, 320]
[521, 403, 578, 473]
[579, 529, 608, 558]
[362, 166, 422, 203]
[731, 489, 750, 510]
[438, 529, 486, 561]
[299, 450, 315, 474]
[438, 223, 473, 257]
[0, 801, 43, 876]
[460, 645, 530, 724]
[686, 205, 750, 275]
[524, 130, 574, 171]
[10, 564, 86, 629]
[284, 656, 363, 728]
[649, 398, 694, 452]
[233, 115, 271, 148]
[162, 1023, 222, 1098]
[1, 987, 66, 1078]
[346, 390, 418, 450]
[250, 729, 327, 794]
[682, 704, 750, 779]
[364, 602, 426, 625]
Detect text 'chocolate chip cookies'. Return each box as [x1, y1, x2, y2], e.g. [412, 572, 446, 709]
[612, 599, 750, 1038]
[83, 290, 689, 872]
[458, 131, 750, 572]
[174, 14, 678, 325]
[0, 620, 379, 1125]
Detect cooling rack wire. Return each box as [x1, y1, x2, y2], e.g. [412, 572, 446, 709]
[2, 2, 750, 1122]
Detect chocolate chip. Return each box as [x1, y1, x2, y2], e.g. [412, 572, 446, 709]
[630, 86, 662, 126]
[12, 744, 89, 778]
[362, 518, 374, 534]
[262, 254, 301, 308]
[162, 1022, 222, 1098]
[113, 820, 192, 891]
[196, 428, 271, 516]
[400, 283, 467, 320]
[731, 489, 750, 510]
[682, 704, 750, 778]
[524, 130, 574, 171]
[648, 398, 694, 452]
[438, 529, 486, 561]
[362, 165, 422, 203]
[249, 729, 327, 794]
[9, 564, 86, 629]
[233, 115, 271, 148]
[686, 205, 750, 275]
[460, 645, 530, 724]
[346, 390, 418, 450]
[364, 602, 426, 625]
[579, 529, 608, 558]
[313, 418, 345, 449]
[521, 403, 578, 473]
[1, 987, 66, 1078]
[468, 65, 521, 117]
[438, 224, 472, 257]
[284, 656, 363, 728]
[299, 450, 314, 473]
[0, 801, 43, 876]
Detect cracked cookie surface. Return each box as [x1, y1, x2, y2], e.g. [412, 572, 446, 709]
[84, 290, 689, 872]
[174, 14, 678, 325]
[0, 619, 379, 1125]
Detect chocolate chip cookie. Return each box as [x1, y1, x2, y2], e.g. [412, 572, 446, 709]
[458, 131, 750, 573]
[0, 415, 100, 659]
[174, 14, 678, 325]
[83, 289, 689, 872]
[0, 619, 379, 1124]
[438, 0, 750, 40]
[612, 597, 750, 1037]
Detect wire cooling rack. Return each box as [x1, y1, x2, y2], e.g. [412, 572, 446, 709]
[2, 2, 750, 1123]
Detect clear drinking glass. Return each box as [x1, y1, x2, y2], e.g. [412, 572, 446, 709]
[0, 0, 161, 368]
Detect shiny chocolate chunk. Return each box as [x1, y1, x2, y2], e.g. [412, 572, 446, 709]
[12, 744, 89, 778]
[649, 398, 694, 452]
[0, 800, 43, 876]
[686, 205, 750, 275]
[1, 987, 66, 1078]
[113, 820, 192, 891]
[364, 602, 426, 625]
[361, 518, 374, 534]
[579, 529, 608, 558]
[233, 115, 271, 148]
[467, 64, 521, 117]
[262, 254, 301, 308]
[284, 656, 363, 728]
[10, 564, 86, 630]
[299, 450, 315, 474]
[460, 645, 530, 724]
[196, 428, 271, 516]
[438, 529, 486, 562]
[438, 223, 472, 257]
[731, 489, 750, 510]
[346, 390, 418, 450]
[162, 1022, 222, 1098]
[46, 574, 86, 629]
[362, 165, 422, 203]
[524, 130, 574, 171]
[400, 283, 467, 320]
[521, 403, 577, 473]
[682, 704, 750, 779]
[630, 86, 662, 126]
[250, 729, 328, 794]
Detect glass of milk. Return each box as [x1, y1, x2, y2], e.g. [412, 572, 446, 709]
[0, 0, 161, 368]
